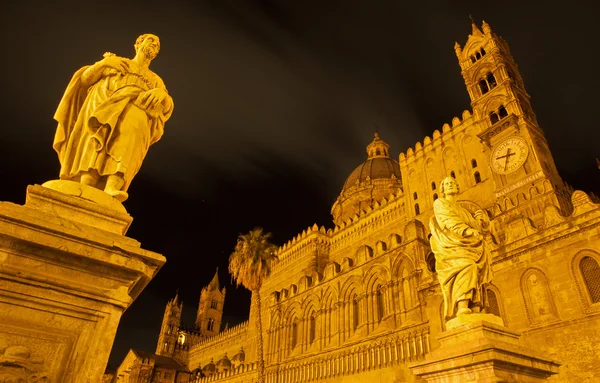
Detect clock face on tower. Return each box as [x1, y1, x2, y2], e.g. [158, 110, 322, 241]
[490, 136, 529, 175]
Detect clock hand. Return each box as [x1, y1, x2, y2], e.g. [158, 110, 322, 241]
[504, 148, 512, 170]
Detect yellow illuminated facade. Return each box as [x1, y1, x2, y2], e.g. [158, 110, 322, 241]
[114, 21, 600, 383]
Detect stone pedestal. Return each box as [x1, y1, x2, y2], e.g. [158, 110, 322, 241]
[409, 319, 560, 383]
[0, 181, 166, 382]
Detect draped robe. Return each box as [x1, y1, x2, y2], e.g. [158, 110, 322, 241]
[52, 59, 174, 191]
[429, 197, 491, 318]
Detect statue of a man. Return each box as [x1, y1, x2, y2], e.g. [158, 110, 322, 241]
[429, 177, 492, 319]
[52, 34, 174, 202]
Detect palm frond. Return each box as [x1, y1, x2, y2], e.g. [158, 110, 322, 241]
[228, 227, 278, 291]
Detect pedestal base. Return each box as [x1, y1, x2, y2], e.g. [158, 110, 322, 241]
[409, 320, 560, 383]
[0, 184, 165, 382]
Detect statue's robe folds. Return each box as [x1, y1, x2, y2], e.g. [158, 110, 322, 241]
[429, 198, 491, 318]
[53, 61, 174, 191]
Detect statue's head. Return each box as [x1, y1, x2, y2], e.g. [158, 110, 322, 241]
[439, 176, 460, 197]
[135, 33, 160, 60]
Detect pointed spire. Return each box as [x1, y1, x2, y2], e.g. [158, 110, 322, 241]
[469, 15, 482, 36]
[454, 41, 462, 56]
[482, 20, 492, 35]
[366, 131, 391, 159]
[208, 268, 220, 291]
[172, 289, 180, 304]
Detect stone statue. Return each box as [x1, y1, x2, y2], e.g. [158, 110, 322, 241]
[429, 177, 492, 319]
[52, 34, 174, 202]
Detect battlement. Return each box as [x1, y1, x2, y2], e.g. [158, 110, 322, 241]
[331, 191, 405, 253]
[274, 223, 331, 264]
[399, 110, 474, 166]
[193, 321, 249, 350]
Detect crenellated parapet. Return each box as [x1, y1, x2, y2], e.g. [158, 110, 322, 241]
[193, 321, 249, 349]
[330, 191, 405, 256]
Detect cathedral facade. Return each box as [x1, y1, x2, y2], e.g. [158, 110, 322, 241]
[117, 21, 600, 383]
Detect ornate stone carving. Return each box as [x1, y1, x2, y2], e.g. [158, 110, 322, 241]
[51, 34, 174, 202]
[0, 341, 50, 382]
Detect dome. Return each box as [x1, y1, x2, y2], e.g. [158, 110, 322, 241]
[332, 132, 403, 226]
[202, 359, 216, 375]
[341, 132, 401, 192]
[342, 157, 401, 191]
[216, 354, 232, 371]
[231, 348, 245, 365]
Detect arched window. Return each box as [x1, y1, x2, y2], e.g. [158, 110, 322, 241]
[211, 300, 218, 309]
[490, 111, 499, 124]
[475, 51, 481, 59]
[291, 319, 299, 348]
[474, 171, 481, 184]
[486, 289, 501, 317]
[487, 73, 497, 89]
[433, 193, 438, 201]
[207, 318, 215, 331]
[480, 48, 486, 56]
[413, 192, 418, 200]
[178, 333, 186, 345]
[431, 181, 436, 190]
[471, 159, 478, 168]
[426, 252, 436, 273]
[450, 171, 456, 179]
[479, 79, 489, 94]
[352, 296, 360, 331]
[415, 203, 420, 215]
[498, 105, 509, 118]
[309, 314, 316, 344]
[376, 287, 385, 323]
[580, 256, 600, 304]
[470, 56, 476, 63]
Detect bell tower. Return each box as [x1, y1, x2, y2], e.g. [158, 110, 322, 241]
[156, 292, 182, 357]
[454, 19, 570, 216]
[195, 269, 226, 337]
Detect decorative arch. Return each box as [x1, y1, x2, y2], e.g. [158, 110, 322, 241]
[282, 301, 302, 325]
[388, 233, 402, 248]
[355, 245, 374, 264]
[463, 37, 486, 59]
[340, 275, 364, 302]
[470, 63, 495, 84]
[391, 253, 415, 279]
[520, 268, 559, 326]
[300, 293, 320, 319]
[480, 94, 507, 117]
[571, 249, 600, 313]
[321, 286, 339, 347]
[485, 284, 506, 325]
[269, 309, 282, 330]
[364, 264, 391, 292]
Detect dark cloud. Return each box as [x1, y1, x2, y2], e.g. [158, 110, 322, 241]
[1, 0, 599, 368]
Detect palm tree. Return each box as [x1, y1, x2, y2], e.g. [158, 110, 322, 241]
[228, 227, 278, 383]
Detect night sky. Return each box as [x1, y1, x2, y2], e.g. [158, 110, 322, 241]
[1, 0, 599, 369]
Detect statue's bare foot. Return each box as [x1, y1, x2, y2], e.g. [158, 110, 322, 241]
[457, 307, 472, 315]
[105, 189, 129, 202]
[104, 174, 128, 202]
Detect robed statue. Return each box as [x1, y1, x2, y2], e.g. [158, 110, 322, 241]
[429, 177, 493, 319]
[52, 34, 174, 202]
